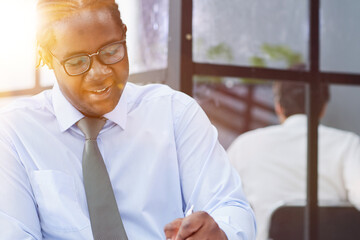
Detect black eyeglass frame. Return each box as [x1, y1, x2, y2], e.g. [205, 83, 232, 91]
[49, 39, 127, 76]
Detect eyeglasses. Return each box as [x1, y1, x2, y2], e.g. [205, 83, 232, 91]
[49, 40, 126, 76]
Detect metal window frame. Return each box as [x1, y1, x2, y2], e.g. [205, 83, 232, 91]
[178, 1, 360, 240]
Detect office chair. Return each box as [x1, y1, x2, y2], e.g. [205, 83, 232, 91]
[268, 202, 360, 240]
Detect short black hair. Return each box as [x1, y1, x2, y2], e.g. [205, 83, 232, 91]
[273, 81, 330, 118]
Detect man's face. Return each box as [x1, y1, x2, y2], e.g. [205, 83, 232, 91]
[50, 8, 129, 117]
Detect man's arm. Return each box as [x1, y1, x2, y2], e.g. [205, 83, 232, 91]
[0, 137, 42, 239]
[164, 94, 256, 240]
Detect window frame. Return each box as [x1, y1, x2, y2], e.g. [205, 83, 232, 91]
[178, 0, 360, 240]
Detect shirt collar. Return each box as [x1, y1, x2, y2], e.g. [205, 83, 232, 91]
[283, 114, 307, 127]
[103, 87, 128, 130]
[52, 81, 128, 132]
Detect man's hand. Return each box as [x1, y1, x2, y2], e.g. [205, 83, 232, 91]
[163, 211, 228, 240]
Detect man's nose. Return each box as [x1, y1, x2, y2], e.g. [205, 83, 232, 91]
[86, 57, 112, 81]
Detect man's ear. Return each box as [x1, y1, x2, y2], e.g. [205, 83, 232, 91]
[319, 103, 327, 119]
[122, 24, 127, 36]
[274, 101, 286, 123]
[44, 55, 54, 70]
[274, 101, 282, 116]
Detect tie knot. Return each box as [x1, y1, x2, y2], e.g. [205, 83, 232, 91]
[77, 117, 106, 140]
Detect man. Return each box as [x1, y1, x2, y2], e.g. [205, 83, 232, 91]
[227, 81, 360, 240]
[0, 0, 256, 239]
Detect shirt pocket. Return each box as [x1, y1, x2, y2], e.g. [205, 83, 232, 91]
[29, 170, 89, 232]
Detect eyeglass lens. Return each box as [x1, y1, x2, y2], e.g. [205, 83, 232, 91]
[63, 42, 125, 75]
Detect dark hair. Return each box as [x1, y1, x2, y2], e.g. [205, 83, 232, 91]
[36, 0, 123, 68]
[273, 81, 330, 118]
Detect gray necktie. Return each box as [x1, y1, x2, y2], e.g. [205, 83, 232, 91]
[77, 117, 128, 240]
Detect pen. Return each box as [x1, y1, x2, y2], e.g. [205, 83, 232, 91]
[166, 205, 195, 240]
[185, 204, 194, 217]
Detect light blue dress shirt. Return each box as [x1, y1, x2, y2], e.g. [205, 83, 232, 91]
[0, 82, 256, 240]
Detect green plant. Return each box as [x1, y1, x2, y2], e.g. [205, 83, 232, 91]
[194, 40, 303, 85]
[252, 43, 303, 68]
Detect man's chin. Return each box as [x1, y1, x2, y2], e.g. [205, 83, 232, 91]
[79, 103, 115, 117]
[75, 90, 120, 117]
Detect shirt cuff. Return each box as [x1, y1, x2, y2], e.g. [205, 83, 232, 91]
[211, 207, 257, 240]
[217, 218, 246, 240]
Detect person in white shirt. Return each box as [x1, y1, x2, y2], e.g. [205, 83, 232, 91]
[227, 80, 360, 240]
[0, 0, 256, 239]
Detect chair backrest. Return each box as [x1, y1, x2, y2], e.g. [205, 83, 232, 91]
[268, 203, 360, 240]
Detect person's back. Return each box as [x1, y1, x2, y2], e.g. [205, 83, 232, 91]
[227, 81, 360, 240]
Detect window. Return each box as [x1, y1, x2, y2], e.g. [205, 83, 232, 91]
[321, 0, 360, 74]
[180, 0, 360, 239]
[193, 0, 309, 69]
[0, 0, 37, 94]
[183, 0, 360, 145]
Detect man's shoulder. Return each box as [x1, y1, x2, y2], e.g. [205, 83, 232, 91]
[126, 82, 193, 105]
[320, 124, 360, 143]
[228, 124, 282, 152]
[238, 124, 282, 140]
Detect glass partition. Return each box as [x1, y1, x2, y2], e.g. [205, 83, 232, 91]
[193, 76, 277, 148]
[320, 0, 360, 74]
[193, 0, 309, 69]
[322, 84, 360, 135]
[117, 0, 169, 74]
